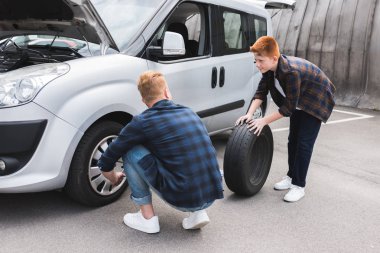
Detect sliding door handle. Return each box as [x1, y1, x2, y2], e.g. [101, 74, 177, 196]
[219, 66, 225, 87]
[211, 67, 217, 88]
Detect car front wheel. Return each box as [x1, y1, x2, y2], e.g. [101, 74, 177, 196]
[65, 121, 128, 206]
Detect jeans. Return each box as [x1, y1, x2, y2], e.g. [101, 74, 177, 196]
[123, 145, 213, 212]
[287, 110, 321, 187]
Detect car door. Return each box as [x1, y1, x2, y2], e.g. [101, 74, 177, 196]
[205, 6, 256, 132]
[145, 2, 218, 131]
[207, 1, 296, 132]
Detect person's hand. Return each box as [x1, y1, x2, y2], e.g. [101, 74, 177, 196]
[235, 114, 252, 126]
[247, 118, 267, 135]
[102, 170, 126, 187]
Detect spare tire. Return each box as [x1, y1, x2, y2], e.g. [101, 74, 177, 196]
[223, 124, 274, 196]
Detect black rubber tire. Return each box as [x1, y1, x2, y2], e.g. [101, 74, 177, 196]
[64, 121, 128, 206]
[223, 124, 274, 196]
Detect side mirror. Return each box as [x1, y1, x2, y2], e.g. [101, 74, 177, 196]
[162, 31, 186, 56]
[146, 31, 186, 59]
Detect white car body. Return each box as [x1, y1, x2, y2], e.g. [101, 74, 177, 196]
[0, 0, 295, 205]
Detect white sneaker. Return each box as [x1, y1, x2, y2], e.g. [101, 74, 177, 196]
[284, 185, 305, 202]
[182, 210, 210, 230]
[274, 176, 292, 190]
[123, 212, 160, 233]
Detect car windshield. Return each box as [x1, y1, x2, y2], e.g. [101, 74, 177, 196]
[91, 0, 165, 50]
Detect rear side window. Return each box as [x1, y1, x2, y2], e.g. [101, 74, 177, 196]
[249, 15, 267, 46]
[221, 9, 249, 55]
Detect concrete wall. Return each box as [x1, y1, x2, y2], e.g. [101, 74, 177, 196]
[269, 0, 380, 109]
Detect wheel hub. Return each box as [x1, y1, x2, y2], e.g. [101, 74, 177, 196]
[88, 135, 126, 196]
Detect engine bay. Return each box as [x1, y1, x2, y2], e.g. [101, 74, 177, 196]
[0, 39, 83, 73]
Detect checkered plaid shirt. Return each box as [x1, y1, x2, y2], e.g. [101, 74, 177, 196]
[98, 100, 223, 208]
[254, 55, 336, 122]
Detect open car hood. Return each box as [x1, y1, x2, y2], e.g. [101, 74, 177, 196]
[0, 0, 118, 51]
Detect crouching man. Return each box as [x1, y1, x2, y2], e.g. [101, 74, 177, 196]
[98, 71, 223, 233]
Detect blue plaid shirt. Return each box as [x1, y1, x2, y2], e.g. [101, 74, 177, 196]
[98, 100, 223, 208]
[254, 55, 336, 122]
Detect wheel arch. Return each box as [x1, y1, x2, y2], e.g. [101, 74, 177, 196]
[91, 111, 133, 128]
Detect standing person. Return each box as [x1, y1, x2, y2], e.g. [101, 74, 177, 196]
[98, 71, 223, 233]
[236, 36, 336, 202]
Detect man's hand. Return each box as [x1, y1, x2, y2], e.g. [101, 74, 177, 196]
[102, 170, 126, 187]
[247, 118, 268, 135]
[235, 114, 252, 126]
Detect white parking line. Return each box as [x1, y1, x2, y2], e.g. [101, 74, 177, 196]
[326, 109, 374, 125]
[272, 109, 374, 132]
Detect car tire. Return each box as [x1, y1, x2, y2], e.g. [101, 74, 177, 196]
[65, 120, 128, 206]
[223, 124, 273, 196]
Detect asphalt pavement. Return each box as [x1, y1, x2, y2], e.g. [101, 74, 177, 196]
[1, 104, 379, 253]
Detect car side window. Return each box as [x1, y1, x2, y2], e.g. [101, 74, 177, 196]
[221, 9, 249, 55]
[249, 15, 267, 45]
[149, 2, 210, 61]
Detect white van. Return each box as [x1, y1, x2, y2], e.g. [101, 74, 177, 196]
[0, 0, 295, 205]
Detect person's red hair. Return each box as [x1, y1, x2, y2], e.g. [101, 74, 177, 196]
[250, 36, 280, 58]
